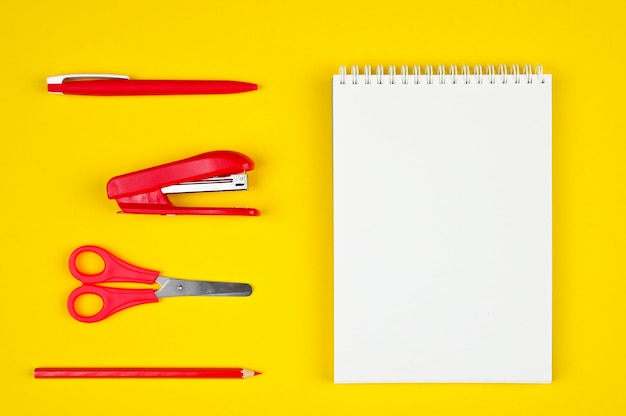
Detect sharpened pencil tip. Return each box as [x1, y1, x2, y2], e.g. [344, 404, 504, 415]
[241, 369, 261, 378]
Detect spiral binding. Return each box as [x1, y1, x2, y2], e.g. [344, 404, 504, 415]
[338, 64, 545, 85]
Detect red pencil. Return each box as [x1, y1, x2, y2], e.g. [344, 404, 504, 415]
[34, 368, 261, 379]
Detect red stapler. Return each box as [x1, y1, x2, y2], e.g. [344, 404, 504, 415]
[107, 151, 259, 216]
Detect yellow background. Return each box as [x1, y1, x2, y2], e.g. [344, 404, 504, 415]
[1, 0, 625, 414]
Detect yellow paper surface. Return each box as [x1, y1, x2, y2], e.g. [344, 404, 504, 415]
[1, 0, 625, 414]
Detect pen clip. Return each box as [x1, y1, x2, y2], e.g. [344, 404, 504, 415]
[47, 74, 131, 93]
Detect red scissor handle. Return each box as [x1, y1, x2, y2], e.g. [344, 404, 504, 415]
[69, 245, 159, 284]
[67, 285, 158, 323]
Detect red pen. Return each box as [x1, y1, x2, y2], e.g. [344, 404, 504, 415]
[47, 74, 258, 95]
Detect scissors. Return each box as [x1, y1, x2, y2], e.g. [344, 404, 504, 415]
[68, 245, 252, 323]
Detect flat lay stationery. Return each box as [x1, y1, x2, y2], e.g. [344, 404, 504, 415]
[6, 2, 626, 415]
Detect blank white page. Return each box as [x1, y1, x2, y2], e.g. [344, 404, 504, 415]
[333, 68, 552, 383]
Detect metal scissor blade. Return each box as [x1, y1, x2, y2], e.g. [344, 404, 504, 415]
[155, 276, 252, 298]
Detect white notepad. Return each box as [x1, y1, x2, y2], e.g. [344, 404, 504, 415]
[333, 65, 552, 384]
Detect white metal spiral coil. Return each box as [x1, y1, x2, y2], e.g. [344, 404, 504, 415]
[338, 64, 545, 85]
